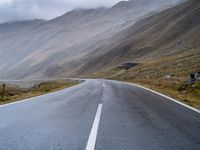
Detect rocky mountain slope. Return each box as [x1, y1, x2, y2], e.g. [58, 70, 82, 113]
[79, 0, 200, 75]
[91, 0, 200, 108]
[0, 0, 182, 79]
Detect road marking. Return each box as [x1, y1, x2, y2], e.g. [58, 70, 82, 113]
[0, 82, 84, 108]
[0, 88, 65, 108]
[127, 83, 200, 114]
[86, 103, 103, 150]
[103, 83, 106, 88]
[0, 96, 41, 108]
[109, 79, 200, 113]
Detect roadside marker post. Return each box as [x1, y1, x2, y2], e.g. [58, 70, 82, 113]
[2, 83, 5, 99]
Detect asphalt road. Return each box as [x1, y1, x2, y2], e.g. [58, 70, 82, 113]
[0, 79, 199, 150]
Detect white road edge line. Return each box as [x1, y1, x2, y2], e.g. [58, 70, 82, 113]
[126, 82, 200, 114]
[0, 82, 83, 108]
[86, 103, 103, 150]
[0, 95, 44, 108]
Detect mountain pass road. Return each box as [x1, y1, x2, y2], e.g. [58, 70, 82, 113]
[0, 79, 199, 150]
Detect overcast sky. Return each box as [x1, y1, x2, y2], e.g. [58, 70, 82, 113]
[0, 0, 123, 23]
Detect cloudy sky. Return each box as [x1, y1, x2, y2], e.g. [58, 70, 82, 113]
[0, 0, 123, 23]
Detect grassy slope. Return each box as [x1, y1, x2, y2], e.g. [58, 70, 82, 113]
[93, 49, 200, 109]
[75, 0, 200, 79]
[90, 0, 200, 109]
[0, 81, 79, 105]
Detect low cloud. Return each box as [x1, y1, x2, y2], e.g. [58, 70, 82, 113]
[0, 0, 123, 23]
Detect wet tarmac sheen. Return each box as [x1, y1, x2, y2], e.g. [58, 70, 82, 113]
[0, 79, 199, 150]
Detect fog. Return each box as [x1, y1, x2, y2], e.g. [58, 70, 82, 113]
[0, 0, 126, 23]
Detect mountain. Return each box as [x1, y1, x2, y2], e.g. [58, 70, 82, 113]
[0, 0, 184, 79]
[89, 0, 200, 109]
[71, 0, 200, 76]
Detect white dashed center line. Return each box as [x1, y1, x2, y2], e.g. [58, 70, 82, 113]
[86, 103, 103, 150]
[103, 83, 106, 88]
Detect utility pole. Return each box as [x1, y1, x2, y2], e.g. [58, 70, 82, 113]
[2, 83, 5, 99]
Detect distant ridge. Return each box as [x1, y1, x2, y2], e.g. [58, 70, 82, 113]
[0, 0, 184, 79]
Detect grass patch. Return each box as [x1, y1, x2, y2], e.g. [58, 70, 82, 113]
[0, 97, 10, 102]
[134, 81, 200, 110]
[0, 81, 80, 105]
[91, 49, 200, 109]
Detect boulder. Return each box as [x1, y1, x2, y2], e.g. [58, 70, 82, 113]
[117, 63, 138, 70]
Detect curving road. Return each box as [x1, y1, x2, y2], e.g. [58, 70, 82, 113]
[0, 79, 200, 150]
